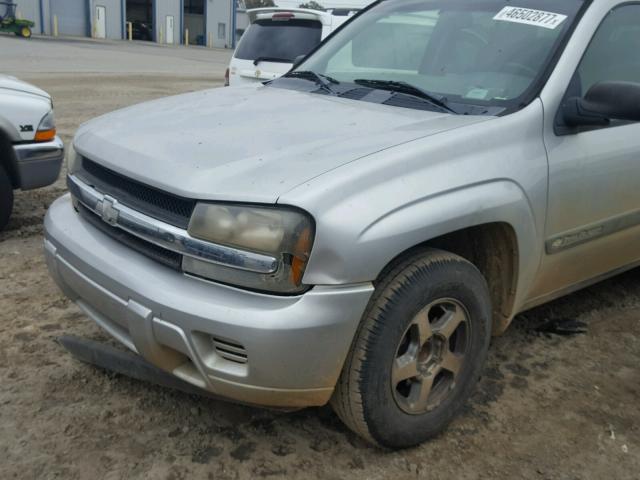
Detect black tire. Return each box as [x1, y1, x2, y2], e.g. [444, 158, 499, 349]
[0, 165, 14, 232]
[331, 248, 492, 449]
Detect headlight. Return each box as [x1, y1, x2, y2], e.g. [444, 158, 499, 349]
[67, 142, 80, 174]
[34, 110, 56, 142]
[184, 203, 315, 294]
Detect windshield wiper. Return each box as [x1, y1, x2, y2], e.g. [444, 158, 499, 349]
[354, 79, 457, 114]
[253, 56, 292, 65]
[284, 70, 340, 94]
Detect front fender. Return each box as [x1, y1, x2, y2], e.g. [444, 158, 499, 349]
[283, 100, 548, 317]
[0, 115, 21, 143]
[0, 90, 51, 142]
[303, 180, 540, 305]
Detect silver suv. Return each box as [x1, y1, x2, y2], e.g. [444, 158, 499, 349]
[45, 0, 640, 448]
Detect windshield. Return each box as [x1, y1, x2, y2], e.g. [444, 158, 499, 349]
[234, 19, 322, 63]
[273, 0, 585, 114]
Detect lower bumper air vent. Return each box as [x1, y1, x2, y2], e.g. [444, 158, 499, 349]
[212, 337, 248, 364]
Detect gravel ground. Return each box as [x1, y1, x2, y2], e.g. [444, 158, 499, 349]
[0, 37, 639, 480]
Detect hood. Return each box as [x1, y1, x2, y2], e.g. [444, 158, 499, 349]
[75, 85, 490, 204]
[0, 75, 50, 100]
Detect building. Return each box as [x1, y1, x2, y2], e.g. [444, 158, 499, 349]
[234, 0, 248, 40]
[13, 0, 236, 48]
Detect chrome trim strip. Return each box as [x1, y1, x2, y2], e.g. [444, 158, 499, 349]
[546, 208, 640, 254]
[67, 174, 279, 274]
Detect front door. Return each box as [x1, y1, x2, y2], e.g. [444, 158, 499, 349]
[166, 15, 174, 44]
[95, 5, 106, 39]
[532, 3, 640, 301]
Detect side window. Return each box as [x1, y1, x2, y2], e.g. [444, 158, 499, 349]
[575, 5, 640, 96]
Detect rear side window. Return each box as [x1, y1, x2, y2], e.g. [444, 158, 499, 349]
[234, 19, 322, 61]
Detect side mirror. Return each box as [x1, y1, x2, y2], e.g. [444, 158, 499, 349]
[292, 54, 306, 69]
[563, 81, 640, 127]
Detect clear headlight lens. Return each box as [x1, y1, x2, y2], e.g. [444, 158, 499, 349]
[185, 203, 315, 294]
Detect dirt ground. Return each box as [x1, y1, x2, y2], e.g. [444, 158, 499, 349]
[1, 72, 639, 479]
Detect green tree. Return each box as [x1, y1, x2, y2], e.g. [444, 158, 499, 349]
[299, 1, 326, 11]
[245, 0, 275, 8]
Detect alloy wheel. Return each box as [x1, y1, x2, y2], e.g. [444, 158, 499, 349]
[391, 298, 471, 415]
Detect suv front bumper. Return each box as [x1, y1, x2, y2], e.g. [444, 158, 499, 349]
[13, 136, 64, 190]
[44, 194, 374, 408]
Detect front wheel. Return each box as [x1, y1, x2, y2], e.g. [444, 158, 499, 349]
[331, 249, 492, 448]
[20, 26, 32, 38]
[0, 165, 14, 231]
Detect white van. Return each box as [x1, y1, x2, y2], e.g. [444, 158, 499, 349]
[226, 8, 358, 86]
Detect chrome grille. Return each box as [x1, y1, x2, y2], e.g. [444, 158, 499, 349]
[77, 204, 182, 270]
[79, 157, 196, 229]
[67, 174, 279, 275]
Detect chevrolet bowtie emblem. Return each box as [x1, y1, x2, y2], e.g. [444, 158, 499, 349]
[99, 196, 119, 226]
[255, 69, 261, 78]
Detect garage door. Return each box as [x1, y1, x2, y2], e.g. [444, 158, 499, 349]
[51, 0, 88, 37]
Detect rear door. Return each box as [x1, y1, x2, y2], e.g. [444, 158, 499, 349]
[229, 17, 322, 86]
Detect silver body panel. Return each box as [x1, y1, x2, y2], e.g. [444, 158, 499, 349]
[14, 136, 64, 190]
[45, 0, 640, 406]
[70, 85, 489, 203]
